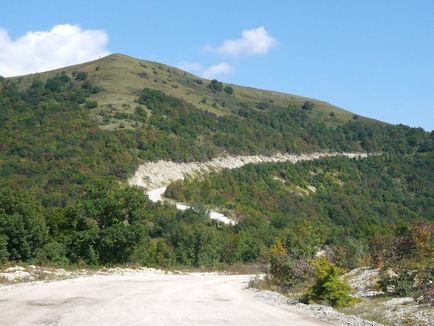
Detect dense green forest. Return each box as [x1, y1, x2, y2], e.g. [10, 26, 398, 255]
[166, 153, 434, 268]
[0, 68, 433, 270]
[0, 180, 267, 267]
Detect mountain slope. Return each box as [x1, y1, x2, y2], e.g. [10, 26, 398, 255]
[0, 53, 433, 273]
[11, 53, 368, 130]
[2, 53, 432, 201]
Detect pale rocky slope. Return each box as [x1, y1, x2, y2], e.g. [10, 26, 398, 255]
[128, 152, 369, 191]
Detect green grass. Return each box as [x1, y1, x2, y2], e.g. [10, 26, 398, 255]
[9, 53, 375, 130]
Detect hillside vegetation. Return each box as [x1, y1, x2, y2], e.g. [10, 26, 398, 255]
[166, 153, 434, 268]
[0, 54, 433, 276]
[11, 54, 358, 129]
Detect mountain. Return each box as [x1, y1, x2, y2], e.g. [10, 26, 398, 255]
[0, 54, 432, 270]
[11, 54, 362, 130]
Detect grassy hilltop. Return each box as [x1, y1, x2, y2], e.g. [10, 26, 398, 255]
[11, 53, 365, 130]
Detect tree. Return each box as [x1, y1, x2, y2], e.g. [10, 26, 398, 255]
[208, 79, 223, 92]
[0, 189, 47, 261]
[302, 256, 356, 307]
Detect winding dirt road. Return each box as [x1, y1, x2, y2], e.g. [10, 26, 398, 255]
[0, 273, 328, 325]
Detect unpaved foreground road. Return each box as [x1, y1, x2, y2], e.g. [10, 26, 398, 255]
[0, 273, 328, 326]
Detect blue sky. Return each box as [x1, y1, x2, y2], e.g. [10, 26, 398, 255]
[1, 1, 433, 130]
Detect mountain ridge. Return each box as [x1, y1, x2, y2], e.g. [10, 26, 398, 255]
[8, 53, 376, 130]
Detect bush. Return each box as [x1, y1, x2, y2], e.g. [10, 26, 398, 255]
[82, 80, 102, 94]
[208, 79, 223, 92]
[85, 100, 98, 109]
[380, 269, 415, 297]
[415, 269, 434, 304]
[74, 71, 88, 81]
[224, 85, 234, 95]
[45, 74, 70, 92]
[302, 256, 356, 307]
[302, 101, 315, 111]
[370, 220, 434, 271]
[114, 112, 129, 119]
[269, 240, 313, 287]
[0, 235, 9, 265]
[419, 283, 434, 304]
[165, 180, 186, 201]
[135, 106, 147, 118]
[35, 241, 69, 266]
[256, 101, 270, 110]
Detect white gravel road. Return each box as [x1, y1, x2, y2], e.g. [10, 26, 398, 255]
[0, 272, 328, 326]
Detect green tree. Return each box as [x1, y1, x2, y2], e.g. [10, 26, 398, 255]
[302, 257, 356, 307]
[207, 79, 223, 92]
[0, 189, 47, 261]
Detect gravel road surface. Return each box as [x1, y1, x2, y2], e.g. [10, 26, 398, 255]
[0, 273, 328, 326]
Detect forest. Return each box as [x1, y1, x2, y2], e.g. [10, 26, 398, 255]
[165, 153, 434, 268]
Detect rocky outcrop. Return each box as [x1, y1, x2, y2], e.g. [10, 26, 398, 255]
[128, 152, 369, 190]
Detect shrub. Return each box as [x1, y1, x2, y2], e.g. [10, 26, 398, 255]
[114, 112, 129, 120]
[85, 100, 98, 109]
[35, 241, 69, 266]
[302, 256, 356, 307]
[419, 283, 434, 304]
[415, 269, 434, 304]
[82, 80, 102, 94]
[256, 101, 270, 110]
[302, 101, 315, 111]
[137, 72, 148, 79]
[134, 106, 147, 120]
[207, 79, 223, 92]
[45, 74, 70, 92]
[370, 220, 434, 271]
[165, 180, 186, 201]
[380, 269, 415, 297]
[74, 71, 88, 81]
[224, 85, 234, 95]
[0, 235, 9, 265]
[269, 240, 314, 288]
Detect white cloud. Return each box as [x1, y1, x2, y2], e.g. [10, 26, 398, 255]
[177, 61, 232, 79]
[0, 24, 110, 77]
[202, 62, 232, 79]
[207, 26, 277, 56]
